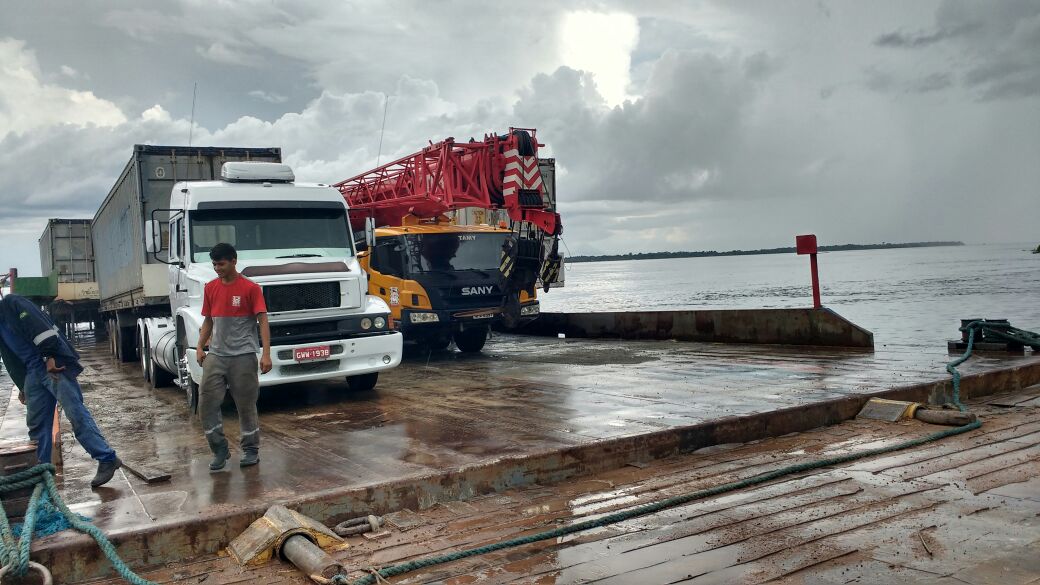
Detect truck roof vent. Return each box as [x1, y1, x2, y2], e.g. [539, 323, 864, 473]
[221, 162, 295, 183]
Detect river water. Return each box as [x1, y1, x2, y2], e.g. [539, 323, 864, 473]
[539, 243, 1040, 348]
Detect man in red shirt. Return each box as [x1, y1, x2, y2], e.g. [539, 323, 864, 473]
[197, 243, 272, 470]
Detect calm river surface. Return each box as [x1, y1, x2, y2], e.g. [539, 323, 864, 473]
[539, 243, 1040, 348]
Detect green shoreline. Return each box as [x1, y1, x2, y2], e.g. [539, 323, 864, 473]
[567, 241, 965, 264]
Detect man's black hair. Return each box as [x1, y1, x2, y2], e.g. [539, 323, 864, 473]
[209, 243, 238, 262]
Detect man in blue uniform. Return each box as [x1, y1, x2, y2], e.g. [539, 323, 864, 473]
[0, 294, 121, 488]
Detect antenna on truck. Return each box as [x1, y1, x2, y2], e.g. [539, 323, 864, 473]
[376, 94, 391, 167]
[188, 82, 198, 147]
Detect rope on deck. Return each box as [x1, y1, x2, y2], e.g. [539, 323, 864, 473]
[336, 322, 1006, 585]
[0, 464, 156, 584]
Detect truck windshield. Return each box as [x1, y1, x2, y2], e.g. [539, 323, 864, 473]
[190, 208, 353, 262]
[403, 232, 508, 274]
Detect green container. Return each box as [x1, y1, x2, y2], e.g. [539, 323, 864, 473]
[14, 272, 57, 298]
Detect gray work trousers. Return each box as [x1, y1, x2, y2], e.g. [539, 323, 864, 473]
[199, 353, 260, 455]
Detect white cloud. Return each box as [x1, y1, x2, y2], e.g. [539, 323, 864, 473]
[59, 64, 85, 79]
[249, 90, 288, 104]
[141, 104, 172, 122]
[0, 38, 126, 138]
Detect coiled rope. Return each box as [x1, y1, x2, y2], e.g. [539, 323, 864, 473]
[0, 463, 155, 584]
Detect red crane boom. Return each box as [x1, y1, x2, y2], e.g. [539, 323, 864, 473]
[334, 128, 561, 236]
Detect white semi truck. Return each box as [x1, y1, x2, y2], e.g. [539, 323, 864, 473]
[92, 145, 402, 412]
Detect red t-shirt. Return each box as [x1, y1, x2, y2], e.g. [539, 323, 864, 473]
[202, 276, 267, 356]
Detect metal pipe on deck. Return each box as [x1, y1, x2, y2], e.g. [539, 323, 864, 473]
[281, 534, 344, 583]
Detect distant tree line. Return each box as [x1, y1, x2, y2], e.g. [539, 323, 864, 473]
[567, 241, 965, 264]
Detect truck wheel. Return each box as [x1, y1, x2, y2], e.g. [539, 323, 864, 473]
[149, 354, 175, 388]
[140, 330, 151, 382]
[185, 377, 200, 415]
[176, 342, 200, 416]
[453, 325, 489, 353]
[347, 372, 378, 392]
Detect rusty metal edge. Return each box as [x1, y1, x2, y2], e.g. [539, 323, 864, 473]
[503, 308, 875, 348]
[35, 359, 1040, 582]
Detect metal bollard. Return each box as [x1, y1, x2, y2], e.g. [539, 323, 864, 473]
[281, 534, 344, 583]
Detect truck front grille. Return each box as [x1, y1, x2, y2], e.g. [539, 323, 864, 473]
[263, 282, 340, 312]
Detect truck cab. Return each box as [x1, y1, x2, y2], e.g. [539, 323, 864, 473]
[359, 218, 539, 352]
[139, 162, 402, 408]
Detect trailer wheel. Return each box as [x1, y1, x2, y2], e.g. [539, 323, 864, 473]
[347, 372, 378, 392]
[453, 325, 489, 353]
[108, 320, 117, 356]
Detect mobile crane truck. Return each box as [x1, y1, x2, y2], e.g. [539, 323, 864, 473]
[334, 128, 563, 352]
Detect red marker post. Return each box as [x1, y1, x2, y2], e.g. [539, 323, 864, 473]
[795, 235, 821, 309]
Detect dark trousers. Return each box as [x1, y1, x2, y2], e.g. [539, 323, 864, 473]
[199, 354, 260, 454]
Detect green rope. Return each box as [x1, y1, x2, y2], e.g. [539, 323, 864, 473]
[336, 322, 991, 585]
[0, 464, 156, 584]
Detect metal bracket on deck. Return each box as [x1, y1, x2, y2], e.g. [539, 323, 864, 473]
[228, 505, 346, 584]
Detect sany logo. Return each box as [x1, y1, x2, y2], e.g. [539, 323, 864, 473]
[461, 286, 495, 296]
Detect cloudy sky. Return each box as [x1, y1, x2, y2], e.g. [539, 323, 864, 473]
[1, 0, 1038, 275]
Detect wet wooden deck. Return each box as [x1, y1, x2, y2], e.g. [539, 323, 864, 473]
[93, 387, 1040, 584]
[2, 331, 1037, 582]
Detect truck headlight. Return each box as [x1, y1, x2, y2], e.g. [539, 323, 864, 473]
[520, 304, 540, 316]
[374, 316, 386, 329]
[409, 312, 440, 323]
[361, 318, 372, 330]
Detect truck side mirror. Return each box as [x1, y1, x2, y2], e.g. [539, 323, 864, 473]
[364, 217, 376, 248]
[144, 220, 163, 253]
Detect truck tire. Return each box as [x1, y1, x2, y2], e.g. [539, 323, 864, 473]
[149, 352, 175, 388]
[347, 372, 378, 392]
[185, 376, 200, 415]
[453, 325, 489, 353]
[140, 329, 151, 383]
[175, 341, 200, 416]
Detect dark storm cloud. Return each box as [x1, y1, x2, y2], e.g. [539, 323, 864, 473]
[515, 51, 776, 206]
[874, 27, 965, 49]
[873, 0, 1040, 100]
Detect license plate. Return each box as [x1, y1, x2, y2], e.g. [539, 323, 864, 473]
[470, 312, 495, 320]
[294, 345, 331, 362]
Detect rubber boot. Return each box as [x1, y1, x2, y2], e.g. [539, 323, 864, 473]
[209, 442, 230, 471]
[239, 450, 259, 467]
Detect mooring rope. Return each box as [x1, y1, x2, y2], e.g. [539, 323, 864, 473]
[0, 464, 155, 584]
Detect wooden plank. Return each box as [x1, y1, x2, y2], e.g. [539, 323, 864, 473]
[121, 460, 172, 484]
